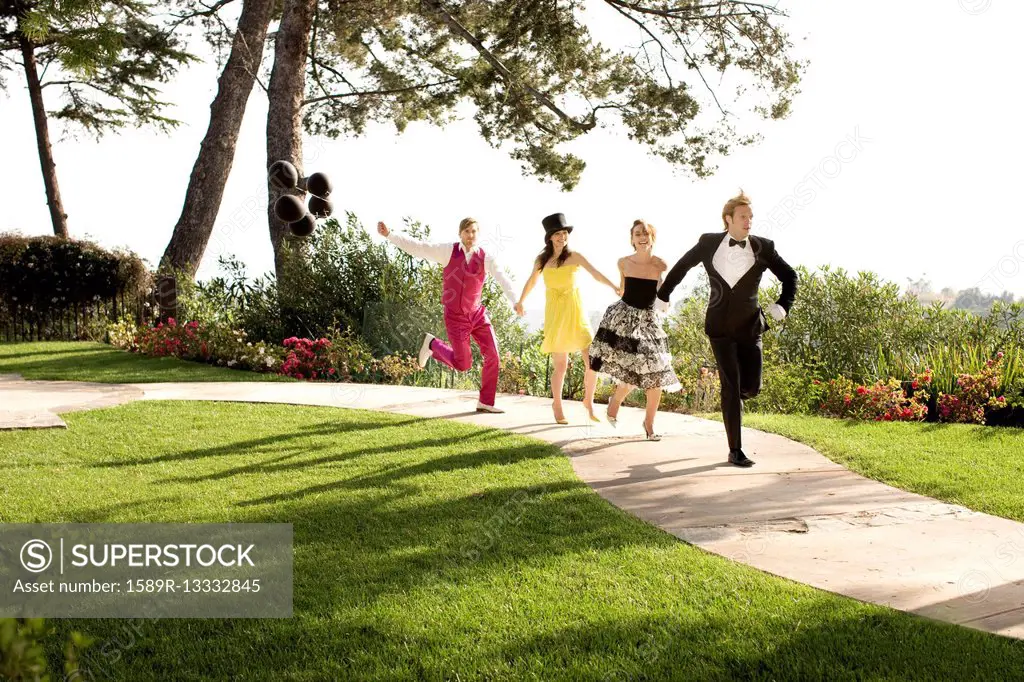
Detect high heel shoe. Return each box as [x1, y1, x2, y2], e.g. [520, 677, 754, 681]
[606, 409, 618, 427]
[642, 421, 661, 441]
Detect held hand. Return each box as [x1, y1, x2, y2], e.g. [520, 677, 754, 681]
[376, 221, 389, 237]
[514, 301, 525, 317]
[615, 287, 624, 298]
[768, 303, 786, 322]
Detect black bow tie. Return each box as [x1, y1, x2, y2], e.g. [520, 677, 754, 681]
[729, 238, 746, 248]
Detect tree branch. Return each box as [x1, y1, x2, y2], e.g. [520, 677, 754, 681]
[42, 78, 120, 100]
[605, 0, 785, 22]
[605, 0, 675, 88]
[166, 0, 238, 35]
[302, 78, 460, 106]
[419, 0, 595, 132]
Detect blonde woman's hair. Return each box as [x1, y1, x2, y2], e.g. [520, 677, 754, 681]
[458, 217, 478, 234]
[721, 190, 751, 231]
[630, 219, 656, 249]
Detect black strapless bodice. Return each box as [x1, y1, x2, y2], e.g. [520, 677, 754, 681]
[622, 277, 658, 309]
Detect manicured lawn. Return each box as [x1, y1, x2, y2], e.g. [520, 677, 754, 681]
[0, 341, 292, 383]
[3, 401, 1023, 680]
[733, 413, 1024, 523]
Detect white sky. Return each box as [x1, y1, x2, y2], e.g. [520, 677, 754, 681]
[2, 0, 1022, 319]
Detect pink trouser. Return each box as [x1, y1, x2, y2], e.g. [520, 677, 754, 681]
[432, 306, 501, 406]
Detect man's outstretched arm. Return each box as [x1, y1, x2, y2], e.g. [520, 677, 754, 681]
[378, 221, 452, 266]
[657, 238, 705, 303]
[484, 253, 518, 307]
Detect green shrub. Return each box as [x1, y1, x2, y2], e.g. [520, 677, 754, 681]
[0, 617, 92, 681]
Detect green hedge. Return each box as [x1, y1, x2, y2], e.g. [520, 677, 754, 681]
[0, 233, 149, 314]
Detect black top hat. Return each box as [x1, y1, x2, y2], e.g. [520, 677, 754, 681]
[542, 213, 573, 238]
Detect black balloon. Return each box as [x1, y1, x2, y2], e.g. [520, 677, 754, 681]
[306, 172, 332, 198]
[274, 194, 306, 222]
[308, 195, 334, 218]
[268, 160, 299, 191]
[289, 213, 317, 237]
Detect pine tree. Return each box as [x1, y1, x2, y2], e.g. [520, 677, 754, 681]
[0, 0, 194, 237]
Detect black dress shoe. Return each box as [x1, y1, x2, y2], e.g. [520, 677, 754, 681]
[728, 449, 755, 467]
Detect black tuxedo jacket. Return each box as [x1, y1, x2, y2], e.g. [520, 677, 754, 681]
[657, 233, 797, 341]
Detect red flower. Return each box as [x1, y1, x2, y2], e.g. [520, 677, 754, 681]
[911, 380, 919, 390]
[856, 386, 868, 395]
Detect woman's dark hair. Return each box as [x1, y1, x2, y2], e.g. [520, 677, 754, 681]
[534, 235, 572, 271]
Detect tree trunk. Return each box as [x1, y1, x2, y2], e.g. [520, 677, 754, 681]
[19, 34, 68, 239]
[159, 0, 275, 278]
[266, 0, 316, 281]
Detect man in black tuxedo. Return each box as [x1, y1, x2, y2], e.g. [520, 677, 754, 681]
[656, 191, 797, 467]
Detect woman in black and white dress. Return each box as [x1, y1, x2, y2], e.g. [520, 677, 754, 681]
[589, 220, 681, 440]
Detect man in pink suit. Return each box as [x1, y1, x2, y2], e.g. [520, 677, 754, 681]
[377, 218, 518, 413]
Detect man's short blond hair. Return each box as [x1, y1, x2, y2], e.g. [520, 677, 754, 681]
[721, 191, 751, 231]
[458, 217, 478, 234]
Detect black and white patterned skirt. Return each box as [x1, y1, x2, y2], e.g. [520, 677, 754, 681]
[588, 300, 681, 391]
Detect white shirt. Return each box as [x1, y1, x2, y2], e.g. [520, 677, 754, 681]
[711, 233, 787, 321]
[386, 231, 518, 307]
[712, 233, 755, 288]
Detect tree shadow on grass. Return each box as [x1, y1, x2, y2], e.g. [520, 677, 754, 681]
[54, 475, 1024, 680]
[161, 428, 498, 484]
[41, 405, 1024, 679]
[87, 415, 439, 469]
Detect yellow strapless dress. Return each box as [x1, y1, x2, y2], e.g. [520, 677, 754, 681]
[541, 264, 594, 353]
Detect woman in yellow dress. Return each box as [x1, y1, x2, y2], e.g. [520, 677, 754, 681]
[515, 213, 621, 424]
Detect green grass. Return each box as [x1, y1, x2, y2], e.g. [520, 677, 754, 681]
[721, 413, 1024, 523]
[2, 401, 1022, 680]
[0, 341, 292, 383]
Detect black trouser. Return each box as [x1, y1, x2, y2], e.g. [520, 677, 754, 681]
[709, 335, 763, 451]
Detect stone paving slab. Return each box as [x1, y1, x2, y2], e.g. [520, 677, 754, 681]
[2, 374, 1023, 639]
[0, 374, 142, 429]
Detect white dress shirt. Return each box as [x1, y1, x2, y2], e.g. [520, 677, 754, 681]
[712, 233, 755, 288]
[711, 233, 787, 321]
[386, 231, 518, 307]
